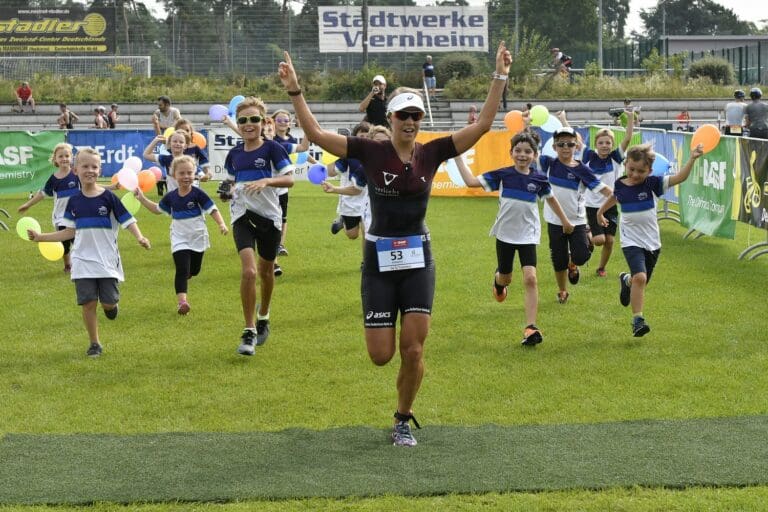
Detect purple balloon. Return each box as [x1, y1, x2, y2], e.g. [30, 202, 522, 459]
[209, 104, 229, 122]
[307, 164, 327, 185]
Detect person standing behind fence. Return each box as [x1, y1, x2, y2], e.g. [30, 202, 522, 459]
[359, 75, 388, 127]
[152, 95, 181, 135]
[723, 90, 746, 136]
[745, 88, 768, 140]
[93, 107, 108, 129]
[598, 143, 703, 337]
[14, 81, 35, 113]
[57, 103, 79, 129]
[422, 55, 436, 101]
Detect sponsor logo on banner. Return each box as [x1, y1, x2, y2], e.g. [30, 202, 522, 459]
[318, 6, 487, 53]
[0, 130, 65, 194]
[0, 7, 115, 54]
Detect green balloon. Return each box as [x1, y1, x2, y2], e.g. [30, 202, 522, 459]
[16, 216, 41, 241]
[530, 105, 549, 127]
[121, 192, 141, 216]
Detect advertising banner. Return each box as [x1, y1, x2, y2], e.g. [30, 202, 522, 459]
[0, 130, 65, 194]
[736, 137, 768, 229]
[318, 6, 488, 53]
[66, 129, 208, 177]
[0, 7, 115, 54]
[679, 134, 737, 239]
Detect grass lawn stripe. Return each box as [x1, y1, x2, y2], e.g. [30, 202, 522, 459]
[1, 415, 767, 505]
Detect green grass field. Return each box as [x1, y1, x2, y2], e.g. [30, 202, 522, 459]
[1, 182, 767, 510]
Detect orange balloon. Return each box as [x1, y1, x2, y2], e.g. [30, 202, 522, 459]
[138, 169, 157, 192]
[110, 173, 121, 190]
[504, 110, 524, 134]
[691, 123, 720, 153]
[191, 131, 207, 149]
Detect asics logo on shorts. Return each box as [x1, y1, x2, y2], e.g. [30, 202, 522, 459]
[366, 311, 391, 320]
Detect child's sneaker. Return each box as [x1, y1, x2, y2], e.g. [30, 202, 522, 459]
[632, 316, 651, 337]
[278, 245, 288, 256]
[237, 328, 256, 356]
[595, 267, 607, 277]
[492, 279, 507, 302]
[256, 319, 270, 346]
[330, 217, 343, 235]
[521, 325, 543, 346]
[274, 264, 283, 277]
[178, 301, 190, 315]
[567, 262, 580, 284]
[86, 343, 102, 357]
[104, 305, 118, 320]
[557, 290, 569, 304]
[619, 272, 631, 307]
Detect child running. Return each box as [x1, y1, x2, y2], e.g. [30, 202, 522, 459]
[134, 155, 228, 315]
[597, 143, 704, 337]
[18, 143, 79, 273]
[27, 147, 151, 357]
[455, 131, 574, 346]
[143, 129, 190, 194]
[173, 118, 213, 183]
[580, 108, 634, 277]
[537, 127, 612, 304]
[324, 122, 371, 240]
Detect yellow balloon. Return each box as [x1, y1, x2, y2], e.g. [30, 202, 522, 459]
[163, 127, 175, 139]
[39, 241, 64, 261]
[320, 151, 338, 166]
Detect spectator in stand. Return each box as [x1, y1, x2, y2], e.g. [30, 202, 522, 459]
[674, 110, 691, 132]
[57, 103, 79, 130]
[14, 81, 36, 113]
[422, 55, 436, 101]
[744, 88, 768, 140]
[93, 106, 108, 129]
[467, 105, 478, 125]
[107, 104, 120, 129]
[358, 75, 388, 127]
[723, 90, 746, 136]
[152, 95, 181, 135]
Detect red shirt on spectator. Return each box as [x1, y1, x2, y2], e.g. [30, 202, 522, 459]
[16, 84, 32, 101]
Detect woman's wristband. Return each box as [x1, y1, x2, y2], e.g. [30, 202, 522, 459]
[287, 88, 302, 96]
[492, 73, 508, 81]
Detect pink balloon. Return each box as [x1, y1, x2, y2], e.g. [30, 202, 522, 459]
[117, 167, 138, 191]
[124, 156, 143, 173]
[149, 166, 163, 181]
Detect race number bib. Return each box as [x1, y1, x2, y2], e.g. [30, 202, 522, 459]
[376, 235, 425, 272]
[729, 125, 742, 134]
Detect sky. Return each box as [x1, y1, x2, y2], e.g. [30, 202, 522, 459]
[141, 0, 768, 35]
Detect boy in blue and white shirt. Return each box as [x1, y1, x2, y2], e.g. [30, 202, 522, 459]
[27, 147, 151, 357]
[598, 142, 703, 337]
[455, 131, 573, 346]
[538, 127, 612, 304]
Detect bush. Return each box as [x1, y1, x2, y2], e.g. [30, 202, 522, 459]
[439, 53, 485, 80]
[688, 56, 735, 85]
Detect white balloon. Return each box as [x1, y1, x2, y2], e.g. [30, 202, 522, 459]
[542, 138, 557, 158]
[117, 167, 138, 191]
[444, 159, 466, 186]
[124, 156, 143, 173]
[540, 114, 563, 133]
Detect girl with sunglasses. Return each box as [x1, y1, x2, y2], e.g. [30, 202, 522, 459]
[223, 97, 295, 356]
[537, 127, 612, 305]
[278, 42, 511, 447]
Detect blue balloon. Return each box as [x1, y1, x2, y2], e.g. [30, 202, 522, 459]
[228, 95, 245, 116]
[652, 153, 671, 175]
[296, 152, 309, 165]
[307, 164, 327, 185]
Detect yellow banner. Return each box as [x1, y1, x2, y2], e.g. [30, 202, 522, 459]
[419, 130, 513, 197]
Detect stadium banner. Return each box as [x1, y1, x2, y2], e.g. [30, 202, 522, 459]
[736, 138, 768, 229]
[0, 130, 66, 194]
[67, 129, 160, 177]
[679, 134, 737, 239]
[318, 6, 488, 53]
[0, 7, 115, 54]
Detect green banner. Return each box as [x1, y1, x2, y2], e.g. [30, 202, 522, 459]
[0, 131, 65, 195]
[679, 134, 737, 239]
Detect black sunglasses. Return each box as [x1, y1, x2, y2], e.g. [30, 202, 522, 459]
[555, 141, 577, 148]
[393, 111, 425, 122]
[237, 115, 263, 125]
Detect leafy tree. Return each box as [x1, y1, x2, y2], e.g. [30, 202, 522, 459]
[640, 0, 758, 39]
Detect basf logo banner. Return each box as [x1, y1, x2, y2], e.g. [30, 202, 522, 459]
[319, 6, 488, 53]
